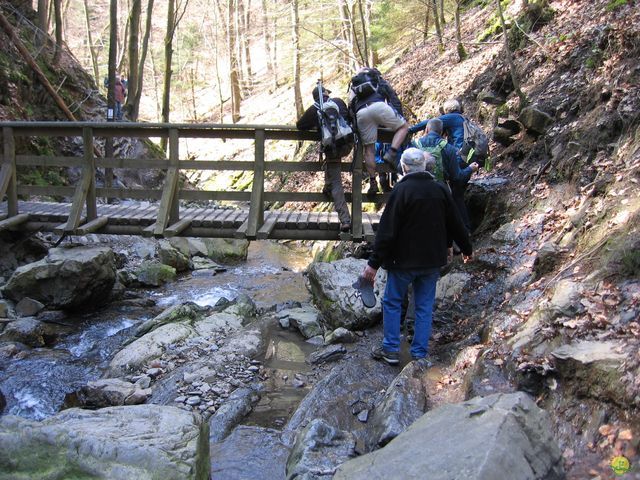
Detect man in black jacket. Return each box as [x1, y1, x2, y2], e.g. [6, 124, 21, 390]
[296, 86, 352, 231]
[361, 148, 472, 365]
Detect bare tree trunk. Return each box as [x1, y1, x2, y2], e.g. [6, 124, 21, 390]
[117, 14, 130, 73]
[82, 0, 100, 84]
[131, 0, 154, 121]
[440, 0, 446, 26]
[228, 0, 242, 122]
[423, 0, 430, 43]
[455, 0, 466, 61]
[243, 0, 253, 92]
[62, 0, 71, 44]
[213, 2, 226, 122]
[364, 0, 376, 66]
[261, 0, 274, 82]
[105, 0, 118, 189]
[356, 0, 369, 67]
[496, 0, 528, 108]
[126, 0, 141, 115]
[431, 0, 444, 53]
[292, 0, 303, 118]
[161, 0, 175, 150]
[37, 0, 48, 47]
[52, 0, 63, 64]
[272, 11, 278, 89]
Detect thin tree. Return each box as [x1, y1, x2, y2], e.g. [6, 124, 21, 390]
[439, 0, 446, 26]
[161, 0, 190, 148]
[431, 0, 444, 53]
[496, 0, 527, 107]
[422, 0, 431, 43]
[292, 0, 303, 119]
[228, 0, 242, 122]
[37, 0, 48, 47]
[82, 0, 100, 84]
[52, 0, 63, 64]
[356, 0, 370, 67]
[261, 0, 274, 82]
[130, 0, 154, 121]
[126, 0, 141, 117]
[455, 0, 466, 61]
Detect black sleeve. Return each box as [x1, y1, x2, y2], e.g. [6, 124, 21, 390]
[333, 98, 352, 124]
[296, 106, 319, 130]
[443, 144, 472, 184]
[442, 186, 472, 256]
[368, 189, 401, 269]
[378, 79, 404, 117]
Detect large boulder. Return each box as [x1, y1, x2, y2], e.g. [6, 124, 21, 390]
[286, 419, 356, 480]
[209, 387, 261, 443]
[135, 261, 177, 287]
[366, 361, 429, 451]
[307, 258, 383, 331]
[518, 106, 553, 135]
[210, 426, 290, 480]
[0, 404, 209, 479]
[280, 306, 324, 339]
[158, 240, 192, 272]
[3, 247, 116, 310]
[74, 378, 152, 408]
[335, 392, 564, 480]
[169, 238, 249, 263]
[0, 318, 57, 347]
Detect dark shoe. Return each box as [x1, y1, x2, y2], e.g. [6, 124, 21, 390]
[322, 185, 332, 196]
[371, 346, 400, 366]
[352, 275, 376, 308]
[412, 357, 433, 368]
[382, 148, 397, 168]
[379, 176, 392, 193]
[340, 222, 351, 232]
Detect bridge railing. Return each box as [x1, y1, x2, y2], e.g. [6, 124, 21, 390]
[0, 122, 392, 240]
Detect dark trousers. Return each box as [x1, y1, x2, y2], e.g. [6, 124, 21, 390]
[450, 182, 471, 233]
[324, 159, 351, 225]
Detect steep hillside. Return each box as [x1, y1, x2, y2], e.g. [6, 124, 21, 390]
[379, 0, 639, 477]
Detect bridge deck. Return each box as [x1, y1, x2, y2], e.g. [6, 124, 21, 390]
[0, 201, 381, 242]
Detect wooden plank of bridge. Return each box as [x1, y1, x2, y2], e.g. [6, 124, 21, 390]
[245, 129, 265, 239]
[286, 211, 300, 229]
[122, 204, 148, 225]
[256, 211, 279, 239]
[164, 218, 192, 237]
[154, 129, 180, 236]
[223, 209, 243, 229]
[1, 127, 18, 216]
[318, 210, 329, 230]
[64, 128, 96, 232]
[0, 213, 29, 231]
[190, 207, 209, 227]
[307, 212, 320, 230]
[297, 211, 309, 230]
[75, 216, 109, 235]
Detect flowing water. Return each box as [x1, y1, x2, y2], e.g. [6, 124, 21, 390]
[0, 240, 313, 421]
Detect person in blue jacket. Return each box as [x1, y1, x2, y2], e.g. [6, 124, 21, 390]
[409, 99, 478, 232]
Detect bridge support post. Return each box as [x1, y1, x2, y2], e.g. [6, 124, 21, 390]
[246, 128, 265, 240]
[154, 128, 180, 236]
[65, 127, 96, 231]
[0, 127, 18, 217]
[351, 140, 363, 241]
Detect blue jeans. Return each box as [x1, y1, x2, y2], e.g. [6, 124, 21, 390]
[382, 267, 440, 358]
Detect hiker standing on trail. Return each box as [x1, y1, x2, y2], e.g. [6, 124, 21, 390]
[413, 118, 478, 192]
[296, 85, 353, 232]
[114, 75, 127, 121]
[361, 148, 472, 365]
[409, 99, 481, 232]
[349, 67, 409, 195]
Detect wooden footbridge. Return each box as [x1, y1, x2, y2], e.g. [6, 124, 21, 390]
[0, 122, 390, 242]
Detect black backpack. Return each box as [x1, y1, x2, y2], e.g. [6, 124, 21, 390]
[460, 117, 489, 163]
[349, 69, 380, 100]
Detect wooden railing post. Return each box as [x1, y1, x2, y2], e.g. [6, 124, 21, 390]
[246, 128, 265, 239]
[64, 127, 96, 231]
[1, 127, 18, 216]
[154, 128, 180, 236]
[84, 128, 97, 221]
[351, 139, 363, 240]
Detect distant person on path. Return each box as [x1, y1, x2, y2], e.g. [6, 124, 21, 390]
[413, 118, 478, 229]
[361, 148, 472, 365]
[114, 75, 127, 121]
[349, 68, 408, 195]
[297, 85, 353, 232]
[410, 99, 479, 232]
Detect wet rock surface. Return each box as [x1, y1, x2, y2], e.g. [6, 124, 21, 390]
[335, 392, 564, 480]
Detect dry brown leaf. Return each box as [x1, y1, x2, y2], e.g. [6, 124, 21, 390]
[599, 424, 615, 436]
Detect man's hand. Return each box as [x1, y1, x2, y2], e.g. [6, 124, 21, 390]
[462, 254, 472, 264]
[469, 162, 479, 173]
[362, 265, 377, 284]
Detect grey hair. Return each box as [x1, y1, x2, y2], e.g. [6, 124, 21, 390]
[400, 148, 427, 173]
[427, 118, 443, 135]
[443, 99, 461, 113]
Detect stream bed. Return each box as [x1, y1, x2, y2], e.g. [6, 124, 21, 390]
[0, 240, 314, 422]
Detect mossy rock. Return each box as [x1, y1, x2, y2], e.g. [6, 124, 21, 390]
[136, 261, 176, 287]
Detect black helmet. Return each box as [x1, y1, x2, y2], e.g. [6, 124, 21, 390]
[312, 86, 331, 101]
